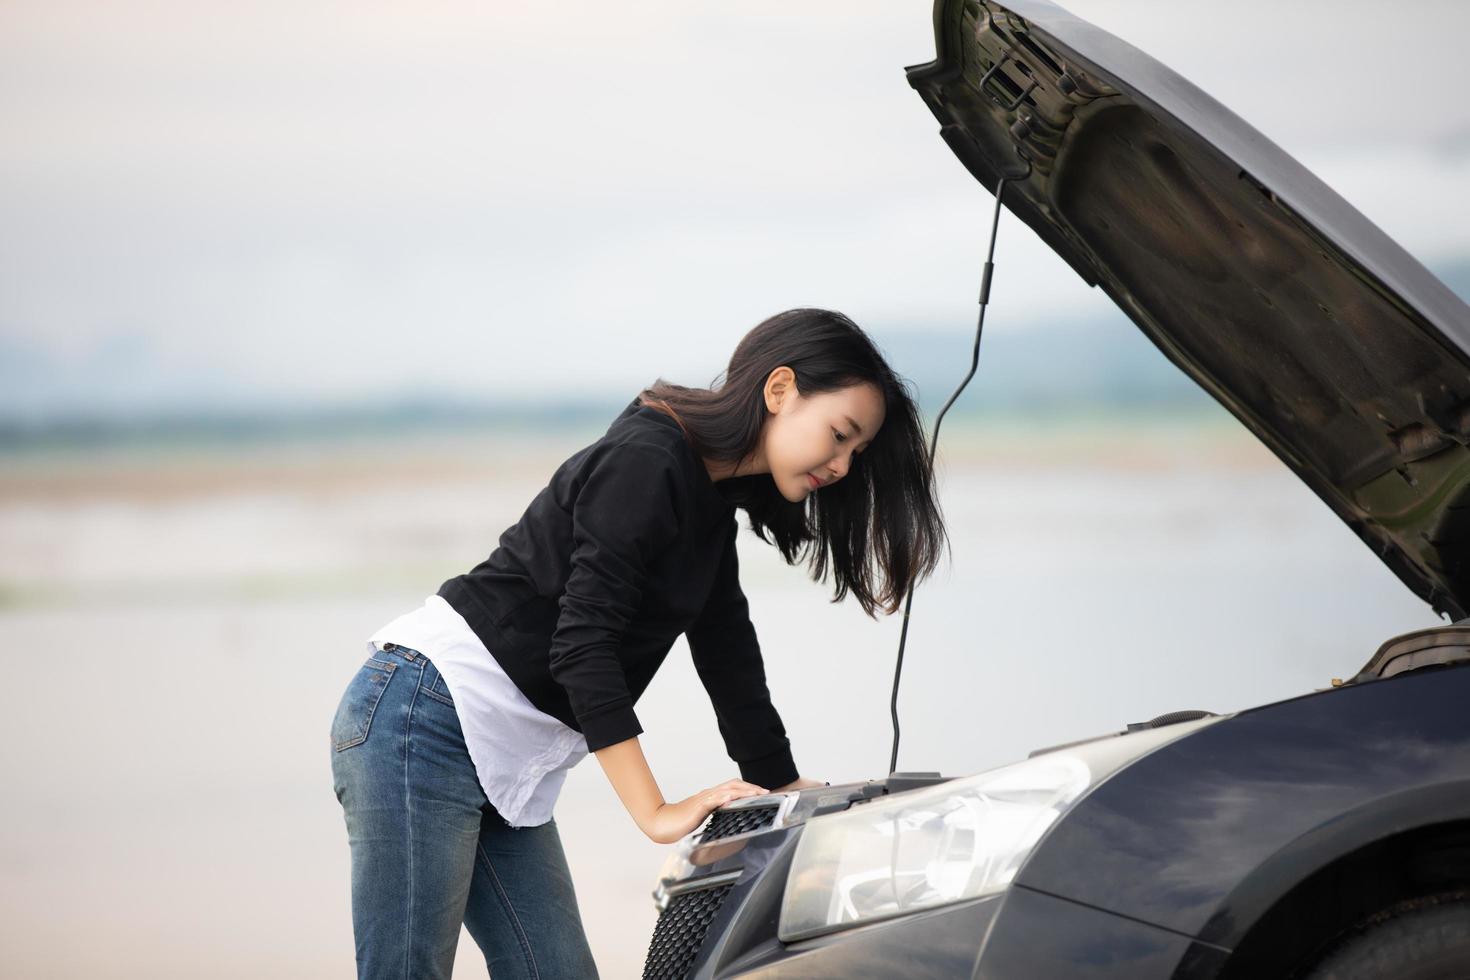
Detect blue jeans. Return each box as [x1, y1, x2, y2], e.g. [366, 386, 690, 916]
[330, 643, 600, 979]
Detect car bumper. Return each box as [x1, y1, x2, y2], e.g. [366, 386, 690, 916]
[709, 885, 1228, 979]
[648, 768, 1236, 979]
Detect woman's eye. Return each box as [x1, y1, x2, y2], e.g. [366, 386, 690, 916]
[833, 429, 848, 443]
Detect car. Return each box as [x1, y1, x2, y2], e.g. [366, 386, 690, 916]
[637, 0, 1470, 978]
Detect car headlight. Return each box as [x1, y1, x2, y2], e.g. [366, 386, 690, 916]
[778, 717, 1220, 941]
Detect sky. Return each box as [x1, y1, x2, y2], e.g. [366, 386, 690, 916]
[1, 0, 1468, 418]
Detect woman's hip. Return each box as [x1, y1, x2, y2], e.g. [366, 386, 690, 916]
[329, 643, 486, 814]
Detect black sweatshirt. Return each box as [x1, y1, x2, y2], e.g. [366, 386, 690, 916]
[438, 397, 798, 789]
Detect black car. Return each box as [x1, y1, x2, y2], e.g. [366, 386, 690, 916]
[639, 0, 1470, 977]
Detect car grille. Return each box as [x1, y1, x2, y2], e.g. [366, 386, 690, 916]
[698, 801, 779, 843]
[642, 882, 734, 980]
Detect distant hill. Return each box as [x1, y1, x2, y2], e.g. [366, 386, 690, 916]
[872, 315, 1211, 418]
[3, 256, 1467, 449]
[1437, 257, 1470, 304]
[881, 254, 1470, 419]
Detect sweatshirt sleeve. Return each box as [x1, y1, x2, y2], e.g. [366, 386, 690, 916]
[686, 516, 799, 789]
[549, 443, 684, 752]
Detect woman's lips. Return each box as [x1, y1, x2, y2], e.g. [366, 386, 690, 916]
[807, 474, 821, 490]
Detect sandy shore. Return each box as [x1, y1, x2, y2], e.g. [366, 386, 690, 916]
[0, 415, 1267, 507]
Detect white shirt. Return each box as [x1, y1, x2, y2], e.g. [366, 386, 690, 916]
[369, 595, 589, 828]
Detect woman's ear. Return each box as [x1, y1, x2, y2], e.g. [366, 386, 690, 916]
[764, 365, 796, 414]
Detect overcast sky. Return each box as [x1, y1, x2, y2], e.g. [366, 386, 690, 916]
[2, 0, 1467, 415]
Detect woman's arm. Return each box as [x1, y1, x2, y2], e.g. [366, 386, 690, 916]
[686, 517, 801, 789]
[595, 736, 772, 844]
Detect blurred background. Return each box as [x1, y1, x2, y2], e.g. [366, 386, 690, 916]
[2, 0, 1468, 976]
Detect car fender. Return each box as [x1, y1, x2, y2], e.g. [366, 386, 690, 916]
[1196, 779, 1470, 948]
[1012, 664, 1470, 943]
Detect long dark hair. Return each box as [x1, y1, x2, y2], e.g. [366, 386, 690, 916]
[640, 308, 948, 618]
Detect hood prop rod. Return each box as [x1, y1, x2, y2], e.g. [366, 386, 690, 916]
[888, 175, 1018, 776]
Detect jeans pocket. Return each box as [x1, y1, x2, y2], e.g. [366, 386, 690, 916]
[331, 657, 397, 752]
[423, 665, 456, 708]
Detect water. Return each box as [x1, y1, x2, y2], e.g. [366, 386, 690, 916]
[0, 422, 1438, 977]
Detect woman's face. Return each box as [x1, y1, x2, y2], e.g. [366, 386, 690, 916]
[760, 368, 886, 503]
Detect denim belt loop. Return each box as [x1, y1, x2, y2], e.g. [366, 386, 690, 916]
[383, 642, 417, 662]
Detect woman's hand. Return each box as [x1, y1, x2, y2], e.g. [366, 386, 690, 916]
[644, 779, 771, 845]
[772, 776, 829, 793]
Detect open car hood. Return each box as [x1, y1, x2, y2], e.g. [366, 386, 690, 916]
[907, 0, 1470, 618]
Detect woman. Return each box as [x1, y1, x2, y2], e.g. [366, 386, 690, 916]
[329, 307, 948, 978]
